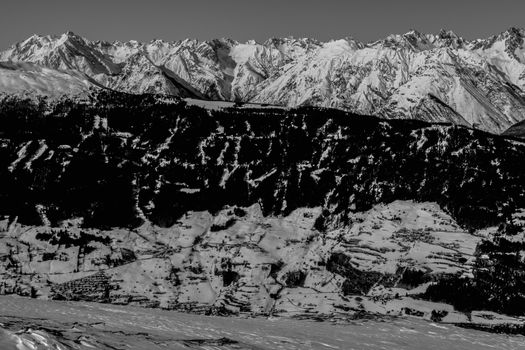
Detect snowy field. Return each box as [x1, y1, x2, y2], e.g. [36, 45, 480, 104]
[0, 296, 524, 350]
[185, 98, 286, 110]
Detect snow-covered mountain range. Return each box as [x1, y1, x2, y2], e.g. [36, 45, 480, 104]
[2, 29, 525, 133]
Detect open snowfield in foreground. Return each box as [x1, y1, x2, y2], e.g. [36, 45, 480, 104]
[0, 296, 524, 350]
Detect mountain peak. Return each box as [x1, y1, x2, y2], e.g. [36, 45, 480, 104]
[479, 27, 525, 44]
[62, 30, 85, 39]
[504, 27, 524, 36]
[403, 29, 424, 38]
[469, 27, 525, 56]
[56, 31, 88, 47]
[372, 29, 432, 51]
[20, 34, 46, 46]
[432, 29, 465, 48]
[438, 29, 459, 39]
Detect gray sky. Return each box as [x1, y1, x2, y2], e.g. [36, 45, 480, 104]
[1, 0, 524, 49]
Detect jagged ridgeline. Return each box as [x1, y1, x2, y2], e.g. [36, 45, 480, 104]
[0, 90, 524, 230]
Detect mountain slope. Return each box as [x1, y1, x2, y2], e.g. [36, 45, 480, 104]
[0, 61, 98, 97]
[105, 52, 203, 97]
[0, 91, 525, 328]
[503, 119, 525, 138]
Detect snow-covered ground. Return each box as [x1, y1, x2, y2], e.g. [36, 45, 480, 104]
[185, 98, 285, 110]
[0, 295, 523, 350]
[1, 200, 521, 328]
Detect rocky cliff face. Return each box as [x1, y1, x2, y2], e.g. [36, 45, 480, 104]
[0, 91, 524, 327]
[3, 29, 525, 133]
